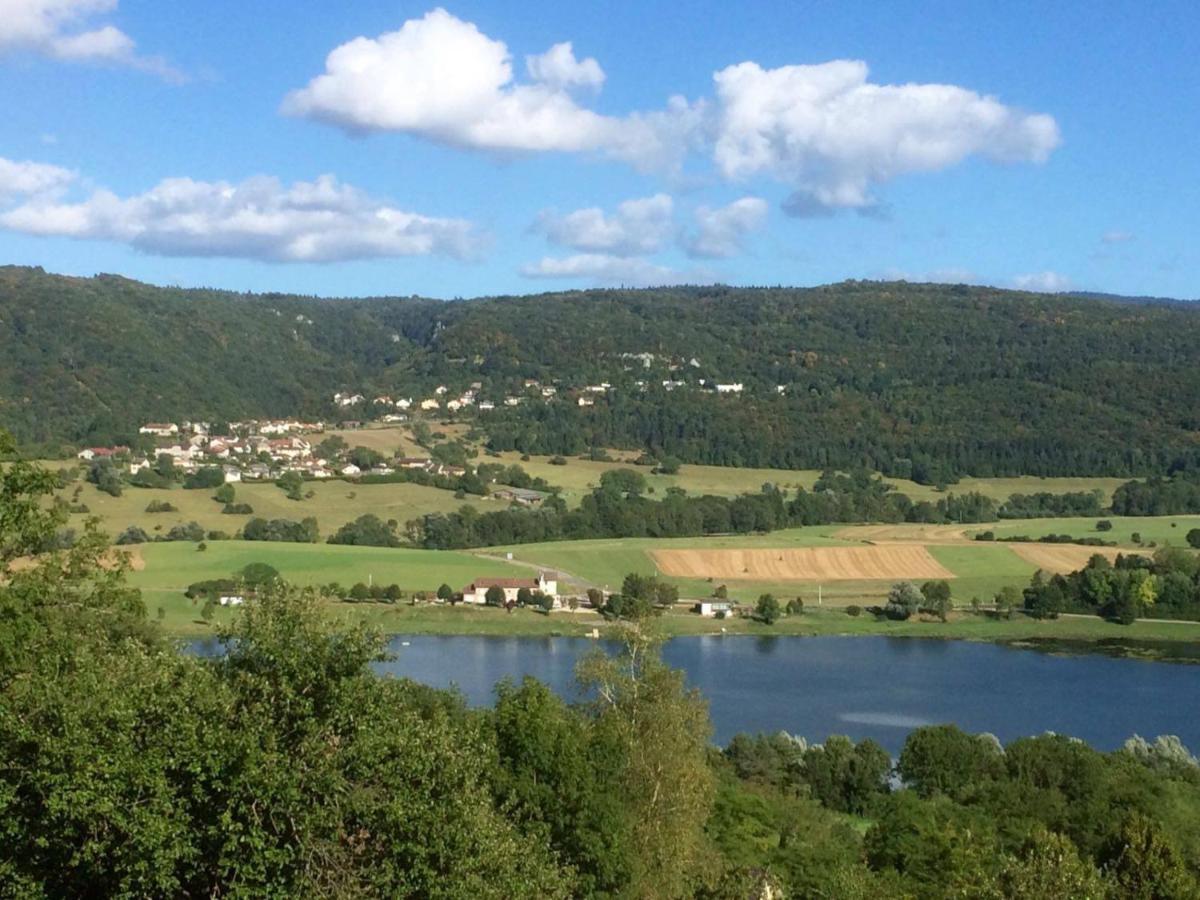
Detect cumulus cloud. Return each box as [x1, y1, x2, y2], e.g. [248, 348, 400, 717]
[281, 8, 700, 170]
[1012, 270, 1072, 292]
[0, 0, 179, 78]
[532, 193, 674, 256]
[525, 41, 604, 91]
[1101, 229, 1134, 244]
[711, 59, 1060, 214]
[684, 196, 767, 258]
[520, 253, 683, 286]
[0, 156, 76, 198]
[0, 171, 481, 262]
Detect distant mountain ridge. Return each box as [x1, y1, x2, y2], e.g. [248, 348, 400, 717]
[3, 265, 1200, 479]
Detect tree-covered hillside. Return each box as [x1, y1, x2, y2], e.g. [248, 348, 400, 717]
[4, 266, 1200, 478]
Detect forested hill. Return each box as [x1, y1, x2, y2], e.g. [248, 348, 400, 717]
[4, 265, 1200, 479]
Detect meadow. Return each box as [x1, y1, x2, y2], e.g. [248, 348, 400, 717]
[55, 476, 494, 540]
[486, 448, 1130, 507]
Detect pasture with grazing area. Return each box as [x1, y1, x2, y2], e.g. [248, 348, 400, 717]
[128, 541, 522, 603]
[488, 449, 1132, 507]
[54, 475, 492, 540]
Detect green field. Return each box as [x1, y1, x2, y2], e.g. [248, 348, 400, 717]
[55, 476, 492, 541]
[128, 540, 523, 621]
[979, 515, 1200, 547]
[488, 448, 1132, 506]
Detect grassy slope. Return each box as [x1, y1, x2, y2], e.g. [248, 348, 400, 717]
[980, 515, 1200, 547]
[56, 476, 492, 540]
[489, 450, 1130, 507]
[129, 541, 523, 629]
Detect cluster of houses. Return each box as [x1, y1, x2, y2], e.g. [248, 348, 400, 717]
[77, 420, 469, 484]
[329, 364, 779, 419]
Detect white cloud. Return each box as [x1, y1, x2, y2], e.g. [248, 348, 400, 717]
[0, 171, 481, 262]
[281, 8, 700, 170]
[711, 59, 1060, 214]
[521, 253, 683, 286]
[533, 193, 674, 255]
[0, 156, 76, 198]
[684, 195, 767, 258]
[525, 41, 604, 91]
[0, 0, 179, 77]
[1012, 270, 1072, 292]
[1101, 229, 1134, 244]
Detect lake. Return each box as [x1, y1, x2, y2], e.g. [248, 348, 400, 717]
[368, 634, 1200, 753]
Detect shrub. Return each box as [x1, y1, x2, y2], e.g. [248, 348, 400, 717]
[115, 526, 150, 545]
[1096, 519, 1113, 532]
[846, 605, 863, 617]
[145, 500, 178, 513]
[183, 467, 225, 490]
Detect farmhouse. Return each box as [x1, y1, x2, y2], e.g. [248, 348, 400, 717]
[694, 600, 735, 617]
[492, 487, 548, 506]
[461, 571, 559, 605]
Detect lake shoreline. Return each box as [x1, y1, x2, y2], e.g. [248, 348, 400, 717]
[166, 604, 1200, 661]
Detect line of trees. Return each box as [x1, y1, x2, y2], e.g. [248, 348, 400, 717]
[1022, 548, 1200, 623]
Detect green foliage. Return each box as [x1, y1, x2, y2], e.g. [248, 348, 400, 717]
[213, 482, 236, 504]
[327, 513, 402, 547]
[243, 516, 319, 543]
[885, 581, 923, 620]
[576, 629, 715, 897]
[755, 593, 781, 624]
[897, 725, 1005, 798]
[921, 579, 953, 621]
[183, 467, 225, 490]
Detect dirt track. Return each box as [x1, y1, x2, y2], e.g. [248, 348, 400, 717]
[1008, 544, 1121, 574]
[650, 546, 955, 581]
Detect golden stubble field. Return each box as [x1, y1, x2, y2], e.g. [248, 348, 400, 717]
[650, 546, 956, 581]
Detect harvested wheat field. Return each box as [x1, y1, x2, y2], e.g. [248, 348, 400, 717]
[650, 546, 955, 581]
[1008, 543, 1121, 574]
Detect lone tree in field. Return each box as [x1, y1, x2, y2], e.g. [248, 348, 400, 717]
[437, 583, 453, 601]
[921, 580, 953, 622]
[885, 582, 922, 620]
[756, 593, 781, 625]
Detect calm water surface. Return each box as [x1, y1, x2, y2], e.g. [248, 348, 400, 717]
[366, 635, 1200, 753]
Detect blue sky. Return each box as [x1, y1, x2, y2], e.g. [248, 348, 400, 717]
[0, 0, 1196, 299]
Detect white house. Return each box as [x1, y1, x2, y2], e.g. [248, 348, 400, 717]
[715, 383, 744, 394]
[694, 600, 735, 617]
[461, 571, 559, 606]
[139, 423, 178, 437]
[222, 465, 243, 483]
[420, 398, 440, 411]
[577, 396, 595, 407]
[340, 463, 362, 477]
[218, 595, 245, 607]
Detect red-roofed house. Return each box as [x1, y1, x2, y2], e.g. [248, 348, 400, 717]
[462, 571, 558, 605]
